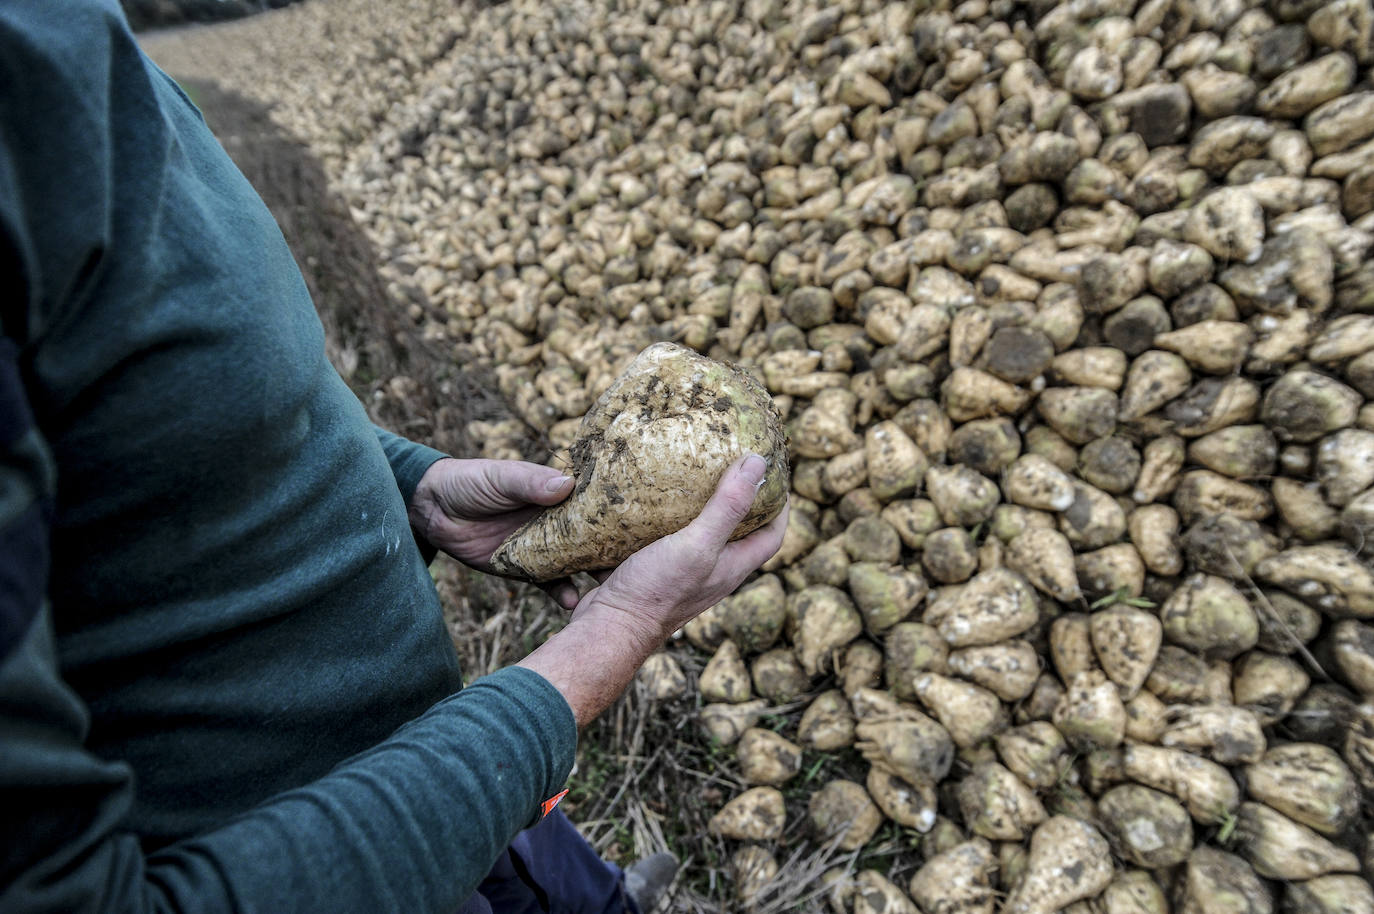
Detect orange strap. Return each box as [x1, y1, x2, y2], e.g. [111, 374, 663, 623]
[540, 788, 569, 818]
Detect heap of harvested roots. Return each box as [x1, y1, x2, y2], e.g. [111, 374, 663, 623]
[144, 0, 1374, 908]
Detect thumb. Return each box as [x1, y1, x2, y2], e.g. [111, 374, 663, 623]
[480, 460, 575, 510]
[681, 453, 768, 551]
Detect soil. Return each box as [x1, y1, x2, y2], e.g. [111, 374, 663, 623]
[122, 0, 292, 32]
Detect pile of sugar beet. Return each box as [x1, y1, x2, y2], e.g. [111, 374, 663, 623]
[143, 0, 1374, 908]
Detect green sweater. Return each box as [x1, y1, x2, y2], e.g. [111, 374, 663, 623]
[0, 1, 577, 911]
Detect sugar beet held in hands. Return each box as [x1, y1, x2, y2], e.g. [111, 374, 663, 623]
[490, 342, 790, 582]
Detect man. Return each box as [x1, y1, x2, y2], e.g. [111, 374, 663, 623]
[0, 1, 788, 911]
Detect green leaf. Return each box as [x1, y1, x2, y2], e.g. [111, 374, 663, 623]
[1090, 587, 1131, 609]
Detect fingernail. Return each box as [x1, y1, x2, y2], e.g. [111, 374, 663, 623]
[741, 454, 766, 486]
[546, 475, 573, 493]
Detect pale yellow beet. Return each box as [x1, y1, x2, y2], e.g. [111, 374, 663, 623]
[492, 342, 789, 581]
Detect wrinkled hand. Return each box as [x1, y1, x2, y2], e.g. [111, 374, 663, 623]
[569, 454, 790, 651]
[408, 458, 580, 606]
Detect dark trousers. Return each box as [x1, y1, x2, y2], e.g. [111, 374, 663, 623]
[455, 809, 639, 914]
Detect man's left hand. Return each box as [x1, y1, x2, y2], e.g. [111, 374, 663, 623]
[409, 458, 580, 608]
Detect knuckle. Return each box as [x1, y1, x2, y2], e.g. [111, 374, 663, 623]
[718, 485, 755, 521]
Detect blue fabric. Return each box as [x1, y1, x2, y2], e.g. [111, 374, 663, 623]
[457, 810, 637, 914]
[0, 0, 581, 911]
[376, 425, 449, 503]
[0, 337, 51, 664]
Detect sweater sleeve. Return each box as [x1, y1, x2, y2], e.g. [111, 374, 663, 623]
[0, 330, 578, 913]
[374, 425, 449, 504]
[1, 603, 578, 914]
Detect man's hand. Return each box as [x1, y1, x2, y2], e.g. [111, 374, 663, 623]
[517, 454, 789, 727]
[570, 454, 789, 649]
[408, 458, 580, 607]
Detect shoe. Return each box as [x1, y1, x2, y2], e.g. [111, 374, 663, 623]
[623, 851, 678, 913]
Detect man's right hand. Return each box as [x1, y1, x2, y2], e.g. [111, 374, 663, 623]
[516, 453, 788, 728]
[570, 453, 788, 650]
